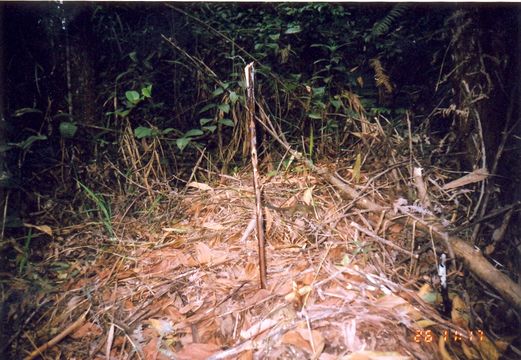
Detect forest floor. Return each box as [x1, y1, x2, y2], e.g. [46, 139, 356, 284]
[2, 125, 520, 360]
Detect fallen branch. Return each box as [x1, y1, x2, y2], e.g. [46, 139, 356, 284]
[24, 307, 90, 360]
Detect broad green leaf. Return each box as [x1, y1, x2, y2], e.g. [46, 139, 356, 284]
[141, 85, 152, 98]
[162, 128, 174, 135]
[200, 118, 213, 126]
[268, 33, 280, 41]
[218, 103, 230, 113]
[212, 87, 224, 97]
[125, 90, 141, 104]
[218, 118, 235, 127]
[330, 99, 342, 110]
[176, 137, 191, 151]
[134, 126, 153, 139]
[199, 103, 216, 113]
[59, 122, 78, 139]
[184, 129, 204, 138]
[312, 87, 326, 96]
[285, 25, 302, 34]
[229, 91, 239, 104]
[308, 113, 322, 119]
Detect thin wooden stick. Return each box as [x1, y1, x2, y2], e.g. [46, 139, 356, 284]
[24, 307, 90, 360]
[245, 62, 267, 289]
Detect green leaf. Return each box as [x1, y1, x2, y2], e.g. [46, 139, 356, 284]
[141, 85, 152, 98]
[59, 122, 78, 139]
[128, 51, 138, 62]
[176, 137, 191, 151]
[285, 25, 301, 34]
[229, 91, 239, 104]
[212, 87, 224, 97]
[308, 113, 322, 119]
[134, 126, 153, 139]
[162, 128, 174, 135]
[330, 99, 342, 110]
[200, 118, 213, 126]
[218, 103, 230, 113]
[268, 33, 280, 41]
[199, 103, 216, 113]
[17, 135, 47, 149]
[312, 87, 326, 96]
[125, 90, 141, 104]
[218, 118, 235, 127]
[117, 109, 131, 117]
[0, 144, 13, 153]
[12, 108, 43, 117]
[184, 129, 204, 138]
[202, 125, 217, 133]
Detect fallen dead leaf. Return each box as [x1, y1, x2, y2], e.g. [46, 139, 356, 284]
[175, 343, 221, 360]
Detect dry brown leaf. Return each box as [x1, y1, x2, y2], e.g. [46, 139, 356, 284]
[240, 262, 257, 281]
[202, 221, 225, 231]
[442, 168, 489, 190]
[302, 186, 314, 206]
[192, 242, 228, 266]
[175, 343, 221, 360]
[461, 341, 481, 359]
[70, 321, 102, 339]
[438, 335, 452, 360]
[475, 333, 501, 360]
[451, 295, 469, 328]
[297, 328, 325, 357]
[23, 223, 53, 236]
[142, 337, 160, 360]
[187, 181, 213, 191]
[240, 318, 278, 339]
[415, 319, 437, 329]
[281, 330, 311, 352]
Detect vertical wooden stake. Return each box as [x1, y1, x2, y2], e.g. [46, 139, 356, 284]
[245, 62, 267, 289]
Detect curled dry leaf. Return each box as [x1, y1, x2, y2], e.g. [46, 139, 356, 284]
[187, 181, 214, 191]
[442, 168, 489, 190]
[23, 223, 53, 236]
[302, 186, 314, 206]
[451, 295, 469, 328]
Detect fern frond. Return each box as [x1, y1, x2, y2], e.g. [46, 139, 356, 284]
[371, 4, 408, 38]
[370, 58, 393, 94]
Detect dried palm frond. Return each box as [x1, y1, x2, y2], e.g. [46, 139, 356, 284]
[370, 58, 394, 94]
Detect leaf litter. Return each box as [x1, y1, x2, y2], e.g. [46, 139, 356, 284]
[5, 145, 518, 360]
